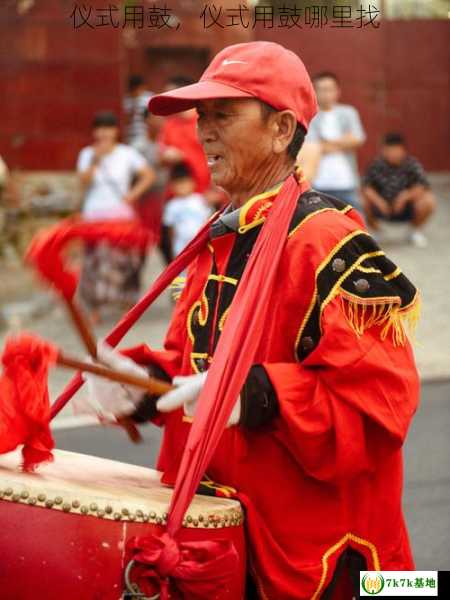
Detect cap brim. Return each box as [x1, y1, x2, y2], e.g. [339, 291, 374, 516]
[148, 80, 255, 116]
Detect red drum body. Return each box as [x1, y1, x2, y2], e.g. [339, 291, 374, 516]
[0, 450, 246, 600]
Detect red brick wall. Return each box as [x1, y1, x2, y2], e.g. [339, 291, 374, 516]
[0, 0, 250, 171]
[0, 0, 123, 170]
[255, 20, 450, 172]
[1, 3, 448, 173]
[123, 0, 252, 93]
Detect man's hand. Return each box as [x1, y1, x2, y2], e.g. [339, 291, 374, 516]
[122, 191, 136, 205]
[320, 133, 362, 154]
[392, 190, 412, 215]
[156, 372, 241, 426]
[80, 343, 149, 422]
[362, 186, 391, 217]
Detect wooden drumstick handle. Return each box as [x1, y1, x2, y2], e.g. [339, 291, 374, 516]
[64, 298, 98, 359]
[57, 352, 173, 396]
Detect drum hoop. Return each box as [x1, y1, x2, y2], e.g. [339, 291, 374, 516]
[0, 493, 243, 528]
[0, 450, 243, 528]
[124, 559, 161, 600]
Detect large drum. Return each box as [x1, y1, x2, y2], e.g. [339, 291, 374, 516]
[0, 449, 246, 600]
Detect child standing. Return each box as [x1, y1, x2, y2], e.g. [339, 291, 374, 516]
[163, 163, 212, 258]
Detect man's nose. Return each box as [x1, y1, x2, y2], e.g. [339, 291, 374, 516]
[197, 119, 218, 145]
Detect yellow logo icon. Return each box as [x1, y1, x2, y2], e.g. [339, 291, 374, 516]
[362, 573, 385, 595]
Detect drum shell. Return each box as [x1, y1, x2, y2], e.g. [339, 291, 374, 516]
[0, 499, 246, 600]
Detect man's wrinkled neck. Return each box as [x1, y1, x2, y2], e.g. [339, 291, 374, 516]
[228, 161, 294, 208]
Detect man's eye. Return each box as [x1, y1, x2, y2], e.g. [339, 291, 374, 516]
[216, 112, 229, 120]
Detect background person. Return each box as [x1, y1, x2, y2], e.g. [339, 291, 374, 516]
[306, 71, 366, 210]
[162, 162, 211, 259]
[123, 74, 153, 145]
[76, 111, 154, 321]
[132, 109, 170, 243]
[362, 132, 436, 247]
[156, 75, 214, 264]
[158, 75, 211, 194]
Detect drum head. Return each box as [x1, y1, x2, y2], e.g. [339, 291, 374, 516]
[0, 449, 243, 528]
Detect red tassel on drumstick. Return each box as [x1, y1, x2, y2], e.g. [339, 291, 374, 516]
[0, 333, 172, 472]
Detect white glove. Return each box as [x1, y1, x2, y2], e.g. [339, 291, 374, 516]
[156, 372, 241, 427]
[80, 342, 148, 422]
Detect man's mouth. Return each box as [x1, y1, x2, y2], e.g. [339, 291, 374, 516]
[206, 155, 223, 168]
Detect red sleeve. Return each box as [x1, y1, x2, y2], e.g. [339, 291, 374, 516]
[263, 296, 419, 483]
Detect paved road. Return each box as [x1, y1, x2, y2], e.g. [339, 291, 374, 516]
[54, 379, 450, 572]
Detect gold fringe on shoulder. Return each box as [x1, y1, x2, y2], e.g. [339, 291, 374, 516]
[340, 291, 421, 346]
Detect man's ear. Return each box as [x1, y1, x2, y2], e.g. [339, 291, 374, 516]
[272, 110, 297, 155]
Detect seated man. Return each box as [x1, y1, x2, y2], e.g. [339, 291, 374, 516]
[362, 132, 436, 247]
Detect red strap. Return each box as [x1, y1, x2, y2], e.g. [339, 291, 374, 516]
[166, 173, 309, 536]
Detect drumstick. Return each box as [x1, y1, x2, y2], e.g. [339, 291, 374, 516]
[64, 299, 98, 358]
[62, 298, 143, 441]
[57, 352, 173, 396]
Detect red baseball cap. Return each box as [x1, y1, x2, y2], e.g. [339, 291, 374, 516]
[148, 41, 318, 130]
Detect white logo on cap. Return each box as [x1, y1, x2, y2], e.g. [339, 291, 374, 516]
[222, 59, 247, 66]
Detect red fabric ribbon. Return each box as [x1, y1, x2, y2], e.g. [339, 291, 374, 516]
[0, 334, 57, 471]
[166, 174, 308, 534]
[26, 217, 153, 301]
[126, 533, 239, 600]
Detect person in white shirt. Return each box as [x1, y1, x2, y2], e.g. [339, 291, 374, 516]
[76, 111, 154, 321]
[163, 163, 212, 259]
[305, 72, 366, 211]
[123, 75, 153, 145]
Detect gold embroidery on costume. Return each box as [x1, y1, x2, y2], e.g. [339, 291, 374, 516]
[294, 230, 370, 354]
[311, 532, 381, 600]
[288, 204, 353, 240]
[170, 276, 187, 301]
[189, 352, 210, 374]
[218, 306, 230, 332]
[199, 474, 237, 498]
[238, 184, 283, 229]
[294, 229, 420, 359]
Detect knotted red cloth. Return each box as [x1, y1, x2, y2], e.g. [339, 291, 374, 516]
[50, 173, 309, 596]
[25, 217, 153, 300]
[127, 533, 239, 600]
[0, 334, 57, 471]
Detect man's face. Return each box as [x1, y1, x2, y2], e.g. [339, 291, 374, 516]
[314, 77, 340, 110]
[196, 98, 275, 195]
[382, 144, 406, 166]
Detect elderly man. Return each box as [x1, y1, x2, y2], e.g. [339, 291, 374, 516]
[90, 42, 419, 599]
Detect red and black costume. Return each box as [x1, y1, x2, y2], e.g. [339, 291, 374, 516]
[128, 183, 419, 600]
